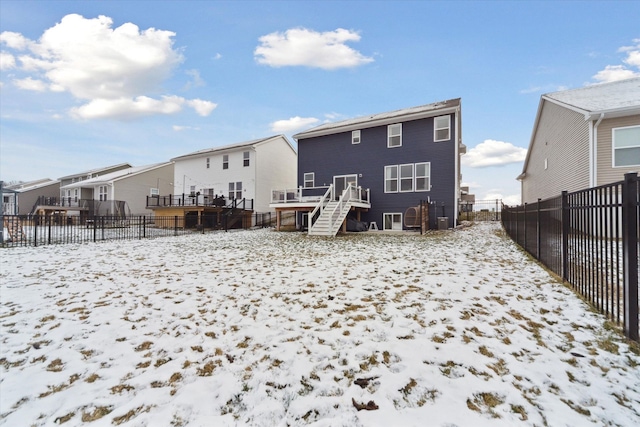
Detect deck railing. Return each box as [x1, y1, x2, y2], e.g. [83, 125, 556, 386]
[147, 194, 253, 210]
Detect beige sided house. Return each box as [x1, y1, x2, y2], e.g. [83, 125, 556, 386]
[518, 77, 640, 203]
[2, 179, 60, 215]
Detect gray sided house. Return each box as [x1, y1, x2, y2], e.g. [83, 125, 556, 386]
[294, 99, 464, 231]
[1, 179, 60, 215]
[518, 77, 640, 203]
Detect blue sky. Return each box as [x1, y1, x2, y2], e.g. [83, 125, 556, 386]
[1, 0, 639, 204]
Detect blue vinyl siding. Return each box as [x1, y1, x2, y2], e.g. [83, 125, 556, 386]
[297, 114, 457, 229]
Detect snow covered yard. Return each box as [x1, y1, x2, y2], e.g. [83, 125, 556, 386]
[1, 222, 638, 427]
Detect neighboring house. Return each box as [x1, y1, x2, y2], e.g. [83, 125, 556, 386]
[2, 179, 59, 215]
[168, 135, 297, 215]
[271, 99, 466, 233]
[57, 163, 132, 206]
[518, 77, 640, 203]
[59, 162, 174, 216]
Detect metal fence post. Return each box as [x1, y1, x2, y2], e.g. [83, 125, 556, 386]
[622, 172, 639, 341]
[561, 191, 569, 282]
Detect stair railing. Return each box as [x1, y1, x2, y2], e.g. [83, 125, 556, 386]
[308, 185, 333, 231]
[327, 183, 357, 234]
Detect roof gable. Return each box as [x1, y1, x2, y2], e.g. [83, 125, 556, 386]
[60, 162, 172, 189]
[293, 98, 461, 140]
[171, 135, 294, 161]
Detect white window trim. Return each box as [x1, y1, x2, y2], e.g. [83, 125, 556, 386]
[612, 125, 640, 168]
[352, 130, 361, 144]
[434, 115, 451, 142]
[206, 157, 210, 169]
[229, 181, 242, 199]
[415, 162, 431, 192]
[304, 172, 315, 188]
[223, 154, 229, 170]
[383, 213, 403, 231]
[387, 123, 402, 148]
[384, 165, 398, 193]
[399, 163, 414, 193]
[243, 151, 250, 167]
[150, 188, 159, 196]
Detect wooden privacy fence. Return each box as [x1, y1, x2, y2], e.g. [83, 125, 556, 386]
[502, 172, 639, 342]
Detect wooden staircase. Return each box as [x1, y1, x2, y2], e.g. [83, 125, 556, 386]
[3, 217, 26, 242]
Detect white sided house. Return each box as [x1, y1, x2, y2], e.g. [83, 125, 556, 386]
[518, 77, 640, 203]
[171, 135, 297, 214]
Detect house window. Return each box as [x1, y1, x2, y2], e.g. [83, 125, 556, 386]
[383, 213, 402, 231]
[352, 130, 361, 144]
[415, 162, 430, 191]
[388, 124, 402, 148]
[434, 115, 451, 142]
[98, 186, 107, 201]
[150, 188, 159, 197]
[229, 182, 242, 199]
[206, 157, 210, 169]
[384, 165, 398, 193]
[613, 125, 640, 167]
[304, 172, 315, 188]
[223, 154, 229, 169]
[399, 164, 414, 192]
[243, 151, 250, 167]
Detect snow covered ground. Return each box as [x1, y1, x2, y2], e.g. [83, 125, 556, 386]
[1, 222, 638, 427]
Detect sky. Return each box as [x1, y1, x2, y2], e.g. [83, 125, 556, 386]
[1, 0, 639, 205]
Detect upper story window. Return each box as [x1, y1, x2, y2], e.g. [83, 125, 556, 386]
[98, 186, 107, 201]
[206, 158, 210, 169]
[223, 154, 229, 169]
[613, 125, 640, 167]
[304, 172, 315, 188]
[399, 164, 414, 192]
[150, 188, 159, 197]
[434, 115, 451, 142]
[243, 151, 250, 167]
[415, 162, 430, 191]
[352, 130, 361, 144]
[384, 165, 398, 192]
[388, 124, 402, 148]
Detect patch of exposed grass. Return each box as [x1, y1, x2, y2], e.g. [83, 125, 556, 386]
[466, 392, 505, 418]
[85, 373, 100, 383]
[134, 341, 153, 352]
[478, 346, 494, 358]
[81, 406, 113, 422]
[46, 358, 64, 372]
[560, 398, 591, 416]
[110, 384, 134, 394]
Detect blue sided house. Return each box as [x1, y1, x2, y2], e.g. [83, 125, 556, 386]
[270, 98, 466, 236]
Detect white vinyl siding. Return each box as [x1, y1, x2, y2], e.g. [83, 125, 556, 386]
[352, 130, 361, 144]
[434, 115, 451, 142]
[612, 125, 640, 167]
[387, 124, 402, 148]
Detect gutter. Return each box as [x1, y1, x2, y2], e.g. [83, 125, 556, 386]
[590, 113, 604, 187]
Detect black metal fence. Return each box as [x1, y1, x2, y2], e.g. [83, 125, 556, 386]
[502, 172, 639, 341]
[1, 212, 274, 248]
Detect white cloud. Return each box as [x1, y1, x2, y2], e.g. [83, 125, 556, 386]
[270, 116, 319, 133]
[184, 69, 205, 90]
[1, 14, 216, 120]
[255, 27, 373, 70]
[0, 51, 16, 70]
[186, 99, 217, 116]
[0, 31, 30, 50]
[13, 77, 47, 91]
[173, 125, 200, 131]
[462, 139, 527, 168]
[592, 39, 640, 83]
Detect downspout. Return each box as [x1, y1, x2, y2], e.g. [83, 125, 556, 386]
[454, 106, 460, 226]
[590, 113, 604, 187]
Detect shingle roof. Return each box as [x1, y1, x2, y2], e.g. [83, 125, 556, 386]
[543, 77, 640, 115]
[171, 135, 289, 161]
[293, 98, 461, 140]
